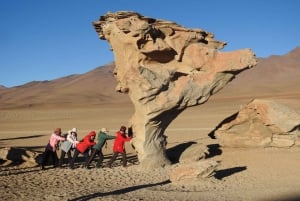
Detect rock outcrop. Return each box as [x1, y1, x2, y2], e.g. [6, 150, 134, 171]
[93, 11, 257, 168]
[0, 147, 39, 168]
[214, 99, 300, 147]
[169, 160, 219, 182]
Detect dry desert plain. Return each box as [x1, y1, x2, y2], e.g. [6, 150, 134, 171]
[1, 49, 300, 201]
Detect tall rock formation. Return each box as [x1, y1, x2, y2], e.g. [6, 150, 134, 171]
[93, 11, 257, 169]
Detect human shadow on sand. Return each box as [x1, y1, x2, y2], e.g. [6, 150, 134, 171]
[214, 166, 247, 180]
[67, 153, 139, 168]
[69, 180, 171, 201]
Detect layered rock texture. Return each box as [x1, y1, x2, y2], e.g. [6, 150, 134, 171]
[93, 11, 257, 168]
[215, 99, 300, 147]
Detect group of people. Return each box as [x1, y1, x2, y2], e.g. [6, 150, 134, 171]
[40, 126, 133, 170]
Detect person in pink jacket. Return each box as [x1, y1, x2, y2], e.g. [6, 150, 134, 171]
[69, 131, 96, 169]
[40, 128, 65, 170]
[106, 126, 132, 168]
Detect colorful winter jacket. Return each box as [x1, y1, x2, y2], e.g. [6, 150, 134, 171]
[48, 133, 65, 152]
[92, 131, 116, 151]
[112, 131, 132, 153]
[76, 131, 96, 153]
[61, 131, 78, 153]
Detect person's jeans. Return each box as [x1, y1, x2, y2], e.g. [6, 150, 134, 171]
[107, 151, 127, 167]
[59, 150, 72, 167]
[86, 148, 104, 168]
[69, 149, 90, 168]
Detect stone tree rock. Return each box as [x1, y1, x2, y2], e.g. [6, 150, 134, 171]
[214, 99, 300, 147]
[93, 11, 257, 169]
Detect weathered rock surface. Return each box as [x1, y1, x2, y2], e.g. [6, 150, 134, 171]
[93, 11, 257, 168]
[178, 143, 209, 163]
[215, 99, 300, 147]
[169, 160, 219, 182]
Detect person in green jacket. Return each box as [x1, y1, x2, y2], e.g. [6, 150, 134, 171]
[86, 128, 116, 168]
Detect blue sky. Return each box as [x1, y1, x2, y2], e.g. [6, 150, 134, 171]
[1, 0, 299, 87]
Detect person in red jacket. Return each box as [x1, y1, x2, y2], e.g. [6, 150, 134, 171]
[69, 131, 96, 169]
[106, 126, 132, 168]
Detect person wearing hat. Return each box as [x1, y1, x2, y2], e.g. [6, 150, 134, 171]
[106, 126, 132, 168]
[69, 131, 96, 169]
[85, 128, 116, 169]
[58, 128, 79, 168]
[40, 128, 66, 170]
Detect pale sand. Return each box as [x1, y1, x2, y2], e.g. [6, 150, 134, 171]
[1, 95, 300, 201]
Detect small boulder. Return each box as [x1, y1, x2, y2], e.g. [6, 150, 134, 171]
[215, 99, 300, 148]
[169, 160, 219, 182]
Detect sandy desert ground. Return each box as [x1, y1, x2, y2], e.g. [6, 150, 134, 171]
[1, 92, 300, 201]
[1, 47, 300, 201]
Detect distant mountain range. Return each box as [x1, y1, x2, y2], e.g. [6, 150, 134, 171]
[217, 46, 300, 98]
[0, 63, 129, 109]
[0, 47, 299, 109]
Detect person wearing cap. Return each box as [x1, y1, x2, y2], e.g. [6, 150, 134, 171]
[69, 131, 96, 169]
[40, 128, 66, 170]
[106, 126, 132, 168]
[85, 128, 116, 169]
[58, 128, 79, 168]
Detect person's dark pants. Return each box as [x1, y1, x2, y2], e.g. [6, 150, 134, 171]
[107, 151, 127, 168]
[69, 149, 90, 169]
[59, 150, 72, 167]
[86, 148, 104, 168]
[41, 149, 58, 169]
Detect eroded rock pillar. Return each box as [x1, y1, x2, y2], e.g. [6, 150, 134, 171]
[93, 11, 257, 169]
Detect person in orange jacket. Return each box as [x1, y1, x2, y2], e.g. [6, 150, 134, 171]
[69, 131, 96, 169]
[106, 126, 132, 168]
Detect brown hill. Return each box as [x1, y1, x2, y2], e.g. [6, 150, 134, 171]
[0, 47, 299, 109]
[0, 62, 129, 109]
[214, 46, 300, 99]
[0, 85, 7, 89]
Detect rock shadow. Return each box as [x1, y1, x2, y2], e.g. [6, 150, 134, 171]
[69, 180, 171, 201]
[0, 146, 44, 167]
[208, 112, 238, 139]
[0, 134, 47, 141]
[0, 134, 47, 148]
[166, 141, 223, 163]
[166, 141, 197, 163]
[266, 195, 300, 201]
[206, 144, 222, 158]
[214, 166, 247, 180]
